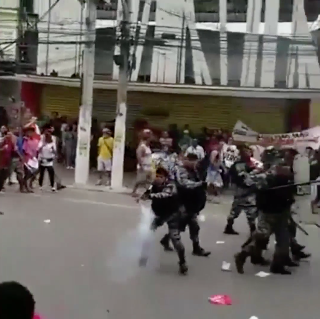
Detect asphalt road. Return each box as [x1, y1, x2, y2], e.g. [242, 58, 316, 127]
[0, 187, 319, 319]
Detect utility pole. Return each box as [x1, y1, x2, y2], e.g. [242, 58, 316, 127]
[111, 0, 131, 190]
[75, 0, 97, 185]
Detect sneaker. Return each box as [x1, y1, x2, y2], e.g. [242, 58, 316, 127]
[51, 187, 56, 192]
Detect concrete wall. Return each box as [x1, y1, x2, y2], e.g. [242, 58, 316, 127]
[33, 0, 320, 89]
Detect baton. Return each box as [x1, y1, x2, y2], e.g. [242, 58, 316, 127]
[268, 179, 320, 190]
[290, 216, 309, 236]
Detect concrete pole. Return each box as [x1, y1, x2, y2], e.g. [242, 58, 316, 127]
[75, 0, 97, 185]
[111, 0, 131, 190]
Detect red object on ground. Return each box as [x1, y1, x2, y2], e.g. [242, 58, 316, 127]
[208, 294, 232, 305]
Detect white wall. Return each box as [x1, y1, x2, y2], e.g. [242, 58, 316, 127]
[120, 0, 320, 88]
[34, 0, 84, 77]
[0, 0, 19, 8]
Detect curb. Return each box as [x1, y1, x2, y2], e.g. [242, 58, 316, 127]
[65, 184, 234, 205]
[66, 184, 132, 194]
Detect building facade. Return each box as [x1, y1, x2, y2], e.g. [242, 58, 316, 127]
[32, 0, 320, 89]
[1, 0, 320, 134]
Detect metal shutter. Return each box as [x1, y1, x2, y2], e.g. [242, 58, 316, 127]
[93, 89, 142, 129]
[127, 93, 239, 131]
[41, 85, 80, 118]
[235, 98, 288, 133]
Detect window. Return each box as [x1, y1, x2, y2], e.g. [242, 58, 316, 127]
[20, 0, 33, 13]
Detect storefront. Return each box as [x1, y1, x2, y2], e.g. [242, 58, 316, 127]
[40, 83, 293, 134]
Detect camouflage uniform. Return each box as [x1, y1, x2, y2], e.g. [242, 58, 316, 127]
[224, 160, 259, 234]
[141, 180, 188, 274]
[174, 161, 210, 256]
[235, 166, 294, 274]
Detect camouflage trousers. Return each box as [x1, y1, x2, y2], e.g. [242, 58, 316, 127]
[243, 210, 290, 260]
[227, 199, 257, 227]
[153, 213, 186, 264]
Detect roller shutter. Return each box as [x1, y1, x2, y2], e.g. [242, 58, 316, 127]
[93, 90, 288, 134]
[93, 89, 142, 129]
[235, 98, 288, 133]
[41, 85, 80, 118]
[127, 93, 238, 131]
[41, 84, 288, 134]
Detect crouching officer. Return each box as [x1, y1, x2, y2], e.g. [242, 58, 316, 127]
[140, 167, 188, 275]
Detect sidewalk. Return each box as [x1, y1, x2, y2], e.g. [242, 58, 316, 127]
[54, 165, 233, 204]
[54, 165, 136, 192]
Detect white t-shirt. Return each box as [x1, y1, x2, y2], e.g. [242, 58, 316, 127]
[38, 141, 56, 166]
[185, 145, 205, 159]
[137, 142, 152, 171]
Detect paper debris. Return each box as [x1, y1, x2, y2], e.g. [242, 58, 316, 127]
[44, 219, 51, 224]
[249, 316, 259, 319]
[216, 241, 225, 244]
[81, 264, 84, 267]
[198, 215, 205, 222]
[221, 261, 231, 271]
[255, 271, 270, 278]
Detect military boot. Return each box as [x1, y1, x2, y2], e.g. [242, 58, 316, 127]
[178, 261, 188, 275]
[270, 254, 291, 275]
[224, 221, 239, 235]
[234, 251, 250, 274]
[160, 234, 174, 252]
[284, 256, 299, 267]
[192, 243, 211, 257]
[251, 254, 270, 266]
[292, 250, 311, 261]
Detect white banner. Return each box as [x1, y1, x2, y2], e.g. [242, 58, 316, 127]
[232, 120, 320, 149]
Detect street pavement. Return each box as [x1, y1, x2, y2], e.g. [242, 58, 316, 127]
[0, 186, 319, 319]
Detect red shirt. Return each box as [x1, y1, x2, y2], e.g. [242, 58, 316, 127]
[0, 139, 14, 168]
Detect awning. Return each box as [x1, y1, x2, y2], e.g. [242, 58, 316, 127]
[1, 74, 320, 99]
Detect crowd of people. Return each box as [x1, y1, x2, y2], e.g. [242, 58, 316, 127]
[135, 128, 317, 275]
[0, 115, 67, 194]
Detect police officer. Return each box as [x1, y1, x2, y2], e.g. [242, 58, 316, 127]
[235, 149, 296, 275]
[139, 167, 188, 274]
[224, 145, 258, 235]
[174, 153, 210, 257]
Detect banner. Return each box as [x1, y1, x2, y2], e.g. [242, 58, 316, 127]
[232, 120, 320, 149]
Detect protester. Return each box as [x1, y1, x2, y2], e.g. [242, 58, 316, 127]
[38, 128, 56, 191]
[206, 149, 223, 202]
[22, 127, 40, 192]
[96, 127, 114, 186]
[179, 130, 192, 152]
[0, 132, 14, 192]
[132, 129, 153, 196]
[185, 139, 205, 159]
[62, 124, 77, 169]
[159, 131, 173, 153]
[24, 117, 41, 142]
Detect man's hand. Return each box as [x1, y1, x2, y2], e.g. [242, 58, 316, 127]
[140, 192, 150, 201]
